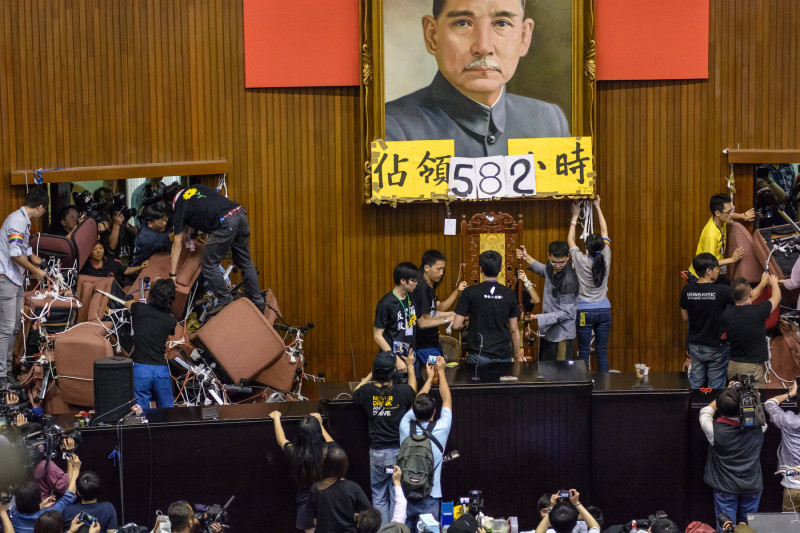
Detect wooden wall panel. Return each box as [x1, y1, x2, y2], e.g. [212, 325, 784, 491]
[0, 1, 797, 383]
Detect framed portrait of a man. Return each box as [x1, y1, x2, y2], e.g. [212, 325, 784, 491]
[359, 0, 596, 201]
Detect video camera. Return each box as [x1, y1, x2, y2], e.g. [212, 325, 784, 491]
[622, 510, 669, 532]
[19, 423, 82, 468]
[194, 495, 234, 532]
[732, 375, 764, 428]
[0, 385, 31, 426]
[73, 191, 137, 221]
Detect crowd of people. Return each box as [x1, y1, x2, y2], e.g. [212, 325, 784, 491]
[0, 183, 265, 411]
[372, 197, 612, 378]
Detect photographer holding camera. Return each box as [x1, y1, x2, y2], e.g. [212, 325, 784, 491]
[167, 501, 222, 533]
[534, 490, 600, 533]
[353, 351, 418, 525]
[699, 381, 767, 526]
[763, 379, 800, 511]
[9, 453, 81, 533]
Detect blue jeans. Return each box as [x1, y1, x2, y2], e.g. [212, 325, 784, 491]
[713, 489, 760, 529]
[0, 277, 23, 377]
[415, 345, 443, 379]
[688, 342, 730, 389]
[466, 353, 512, 365]
[406, 495, 440, 531]
[369, 447, 399, 524]
[576, 308, 612, 372]
[133, 364, 174, 409]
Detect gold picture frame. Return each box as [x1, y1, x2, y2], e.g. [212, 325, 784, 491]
[359, 0, 597, 202]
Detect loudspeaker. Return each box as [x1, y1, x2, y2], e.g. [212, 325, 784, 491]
[93, 356, 135, 425]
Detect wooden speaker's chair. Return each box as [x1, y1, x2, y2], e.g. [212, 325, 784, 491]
[460, 212, 528, 359]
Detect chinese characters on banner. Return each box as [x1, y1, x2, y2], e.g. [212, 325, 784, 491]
[370, 137, 594, 203]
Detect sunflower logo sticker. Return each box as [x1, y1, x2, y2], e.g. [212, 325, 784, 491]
[182, 188, 205, 200]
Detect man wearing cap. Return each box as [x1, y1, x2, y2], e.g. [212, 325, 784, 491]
[0, 188, 48, 387]
[353, 351, 418, 525]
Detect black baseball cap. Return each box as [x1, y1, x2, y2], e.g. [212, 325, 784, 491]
[372, 351, 396, 381]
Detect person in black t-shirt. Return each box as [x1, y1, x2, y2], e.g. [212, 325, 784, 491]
[353, 351, 417, 525]
[164, 183, 265, 313]
[310, 447, 371, 533]
[81, 241, 147, 287]
[453, 250, 521, 364]
[62, 471, 119, 533]
[269, 411, 339, 533]
[49, 205, 80, 237]
[374, 262, 419, 374]
[723, 274, 781, 387]
[679, 253, 734, 389]
[124, 279, 178, 409]
[413, 250, 467, 378]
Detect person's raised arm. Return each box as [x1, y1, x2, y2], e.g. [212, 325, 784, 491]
[107, 212, 124, 250]
[518, 270, 540, 305]
[404, 351, 418, 393]
[732, 208, 756, 223]
[123, 260, 148, 277]
[451, 313, 466, 331]
[390, 466, 408, 525]
[592, 196, 609, 240]
[417, 363, 436, 396]
[768, 273, 782, 312]
[516, 245, 534, 267]
[310, 412, 334, 443]
[750, 271, 770, 301]
[352, 371, 372, 392]
[169, 232, 184, 281]
[268, 411, 289, 448]
[67, 454, 81, 494]
[438, 282, 467, 312]
[535, 494, 558, 533]
[372, 328, 391, 352]
[569, 490, 600, 530]
[567, 202, 580, 249]
[436, 357, 451, 410]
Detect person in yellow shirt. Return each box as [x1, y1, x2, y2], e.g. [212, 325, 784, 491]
[688, 193, 755, 282]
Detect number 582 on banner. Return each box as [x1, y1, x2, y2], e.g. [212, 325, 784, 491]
[448, 155, 536, 200]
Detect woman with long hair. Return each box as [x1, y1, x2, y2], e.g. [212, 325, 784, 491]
[567, 196, 612, 372]
[310, 448, 370, 533]
[269, 411, 338, 533]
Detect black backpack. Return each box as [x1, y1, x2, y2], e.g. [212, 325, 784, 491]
[396, 418, 443, 500]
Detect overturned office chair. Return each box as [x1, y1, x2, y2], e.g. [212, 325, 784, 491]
[460, 212, 530, 360]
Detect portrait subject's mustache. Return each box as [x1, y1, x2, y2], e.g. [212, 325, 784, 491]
[464, 56, 502, 72]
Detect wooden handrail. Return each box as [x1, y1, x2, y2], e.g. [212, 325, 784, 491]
[10, 160, 228, 186]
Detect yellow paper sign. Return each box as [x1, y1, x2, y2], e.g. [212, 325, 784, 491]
[508, 137, 595, 196]
[371, 140, 454, 201]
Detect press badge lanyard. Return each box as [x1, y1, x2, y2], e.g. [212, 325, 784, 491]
[393, 289, 411, 331]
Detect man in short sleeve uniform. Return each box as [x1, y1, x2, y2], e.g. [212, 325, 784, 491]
[0, 189, 48, 386]
[166, 183, 265, 312]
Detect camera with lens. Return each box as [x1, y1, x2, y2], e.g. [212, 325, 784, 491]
[732, 374, 764, 429]
[194, 495, 234, 532]
[19, 424, 82, 469]
[622, 510, 668, 532]
[111, 192, 137, 220]
[72, 191, 106, 220]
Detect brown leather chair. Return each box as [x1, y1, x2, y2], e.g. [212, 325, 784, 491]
[53, 321, 114, 407]
[725, 221, 762, 283]
[194, 298, 285, 383]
